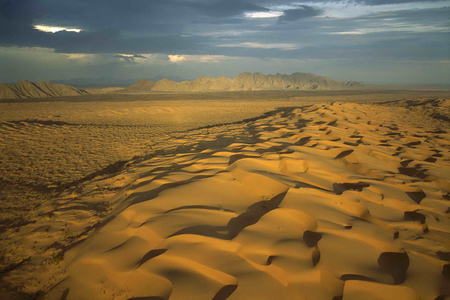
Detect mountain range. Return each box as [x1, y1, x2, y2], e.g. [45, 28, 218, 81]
[50, 76, 186, 87]
[0, 80, 89, 99]
[120, 72, 363, 93]
[1, 72, 364, 99]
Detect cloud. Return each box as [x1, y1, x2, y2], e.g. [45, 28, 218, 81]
[278, 5, 323, 23]
[0, 0, 44, 22]
[0, 0, 449, 85]
[173, 55, 228, 63]
[329, 31, 366, 35]
[168, 55, 187, 63]
[252, 0, 444, 4]
[114, 54, 147, 63]
[192, 0, 269, 18]
[217, 42, 300, 50]
[245, 11, 284, 19]
[114, 55, 134, 63]
[0, 24, 212, 55]
[198, 55, 222, 63]
[360, 0, 439, 5]
[1, 0, 446, 57]
[34, 25, 81, 33]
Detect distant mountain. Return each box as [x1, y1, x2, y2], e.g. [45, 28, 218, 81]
[51, 76, 186, 87]
[123, 72, 364, 93]
[118, 80, 156, 93]
[50, 77, 127, 87]
[0, 80, 89, 99]
[147, 75, 186, 83]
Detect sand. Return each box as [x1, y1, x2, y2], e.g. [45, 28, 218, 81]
[1, 96, 449, 300]
[0, 99, 292, 231]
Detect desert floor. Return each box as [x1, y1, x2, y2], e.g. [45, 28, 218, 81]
[0, 89, 449, 299]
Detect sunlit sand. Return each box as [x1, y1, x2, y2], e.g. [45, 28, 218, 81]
[0, 92, 449, 300]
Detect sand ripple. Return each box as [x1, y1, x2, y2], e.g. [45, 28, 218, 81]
[3, 102, 450, 299]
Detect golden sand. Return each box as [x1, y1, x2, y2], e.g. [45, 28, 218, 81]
[1, 98, 449, 299]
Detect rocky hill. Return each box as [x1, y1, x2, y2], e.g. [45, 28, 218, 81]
[0, 80, 89, 99]
[116, 79, 156, 93]
[144, 72, 363, 92]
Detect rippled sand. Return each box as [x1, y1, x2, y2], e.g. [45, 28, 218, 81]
[1, 96, 449, 300]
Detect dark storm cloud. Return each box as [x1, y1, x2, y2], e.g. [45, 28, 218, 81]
[244, 0, 441, 4]
[0, 0, 213, 55]
[344, 0, 439, 3]
[22, 0, 268, 31]
[192, 0, 269, 18]
[358, 5, 450, 23]
[209, 30, 450, 61]
[52, 32, 211, 54]
[0, 0, 270, 54]
[114, 55, 134, 63]
[0, 0, 44, 32]
[113, 54, 147, 63]
[289, 34, 450, 60]
[277, 5, 323, 23]
[0, 0, 448, 62]
[0, 0, 44, 21]
[204, 4, 450, 62]
[28, 0, 187, 32]
[0, 23, 212, 55]
[359, 0, 440, 5]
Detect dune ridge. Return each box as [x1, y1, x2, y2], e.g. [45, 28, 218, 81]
[1, 101, 449, 300]
[0, 80, 89, 99]
[121, 72, 364, 93]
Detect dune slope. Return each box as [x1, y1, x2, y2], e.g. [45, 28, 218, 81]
[1, 101, 449, 300]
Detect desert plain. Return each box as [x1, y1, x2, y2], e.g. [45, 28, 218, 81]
[1, 88, 450, 300]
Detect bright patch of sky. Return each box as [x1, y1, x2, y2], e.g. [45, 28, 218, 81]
[177, 55, 231, 63]
[194, 30, 261, 37]
[34, 25, 82, 33]
[330, 24, 450, 35]
[255, 1, 450, 35]
[243, 1, 450, 21]
[65, 53, 94, 61]
[245, 11, 284, 19]
[217, 42, 301, 50]
[168, 55, 187, 63]
[297, 1, 449, 19]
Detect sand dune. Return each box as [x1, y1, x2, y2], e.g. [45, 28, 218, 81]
[1, 100, 448, 300]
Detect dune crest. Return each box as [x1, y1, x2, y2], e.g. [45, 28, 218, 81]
[2, 101, 449, 300]
[0, 80, 89, 99]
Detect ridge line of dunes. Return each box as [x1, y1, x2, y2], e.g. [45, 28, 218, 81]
[121, 72, 364, 93]
[0, 80, 90, 99]
[3, 101, 448, 300]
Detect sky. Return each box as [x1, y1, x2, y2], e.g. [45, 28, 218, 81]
[1, 0, 449, 85]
